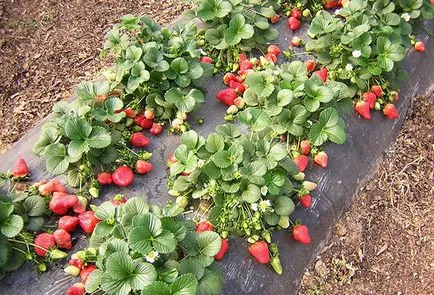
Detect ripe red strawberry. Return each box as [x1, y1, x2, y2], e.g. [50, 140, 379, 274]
[291, 8, 302, 19]
[69, 258, 84, 269]
[355, 100, 371, 120]
[134, 112, 145, 125]
[314, 151, 328, 168]
[80, 264, 97, 283]
[313, 68, 328, 83]
[214, 239, 229, 260]
[293, 224, 311, 244]
[112, 166, 134, 187]
[66, 283, 85, 295]
[271, 15, 280, 24]
[140, 118, 154, 129]
[38, 181, 55, 196]
[383, 104, 398, 119]
[291, 36, 302, 47]
[239, 60, 254, 71]
[362, 92, 377, 109]
[223, 73, 236, 85]
[195, 221, 214, 233]
[414, 41, 425, 52]
[53, 229, 72, 249]
[130, 132, 151, 147]
[324, 0, 338, 9]
[391, 91, 399, 101]
[248, 241, 270, 264]
[49, 192, 78, 215]
[97, 172, 113, 185]
[150, 123, 163, 136]
[371, 85, 383, 97]
[136, 160, 153, 174]
[267, 45, 281, 56]
[167, 153, 179, 167]
[95, 94, 106, 103]
[216, 88, 237, 106]
[73, 196, 88, 214]
[299, 195, 312, 208]
[144, 110, 155, 120]
[34, 233, 56, 256]
[200, 56, 213, 64]
[238, 53, 247, 63]
[264, 53, 277, 64]
[111, 194, 127, 206]
[123, 108, 137, 118]
[78, 211, 100, 234]
[294, 154, 308, 172]
[229, 80, 246, 94]
[305, 60, 317, 72]
[300, 140, 310, 155]
[52, 179, 66, 193]
[58, 216, 79, 232]
[11, 157, 30, 178]
[288, 17, 301, 31]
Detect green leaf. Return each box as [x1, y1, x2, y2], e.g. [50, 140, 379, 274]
[181, 131, 200, 150]
[142, 282, 170, 295]
[24, 195, 46, 216]
[179, 258, 205, 280]
[171, 273, 198, 295]
[122, 197, 150, 226]
[128, 226, 152, 255]
[94, 221, 114, 237]
[1, 214, 24, 238]
[268, 143, 287, 163]
[225, 14, 254, 46]
[309, 107, 346, 146]
[132, 213, 163, 236]
[215, 124, 241, 139]
[241, 184, 261, 203]
[206, 133, 225, 153]
[238, 108, 270, 132]
[213, 150, 231, 168]
[85, 269, 102, 293]
[44, 143, 70, 175]
[277, 105, 309, 137]
[197, 0, 232, 21]
[153, 230, 177, 254]
[277, 89, 294, 107]
[95, 201, 116, 220]
[274, 196, 295, 216]
[87, 126, 112, 149]
[197, 231, 221, 256]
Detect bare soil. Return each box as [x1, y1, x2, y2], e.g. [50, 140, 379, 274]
[299, 96, 434, 295]
[0, 0, 189, 155]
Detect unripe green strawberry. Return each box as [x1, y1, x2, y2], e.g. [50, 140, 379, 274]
[278, 216, 290, 228]
[175, 196, 189, 208]
[50, 249, 68, 260]
[64, 265, 81, 276]
[227, 105, 239, 114]
[303, 181, 317, 191]
[293, 172, 305, 181]
[270, 256, 283, 275]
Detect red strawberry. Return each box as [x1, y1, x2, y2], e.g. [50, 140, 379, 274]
[216, 88, 237, 106]
[371, 85, 383, 97]
[58, 216, 79, 232]
[238, 53, 247, 63]
[293, 224, 311, 244]
[134, 112, 145, 125]
[140, 118, 154, 129]
[80, 264, 97, 283]
[200, 56, 213, 64]
[130, 132, 151, 147]
[49, 192, 78, 215]
[73, 196, 88, 214]
[291, 7, 302, 19]
[97, 172, 113, 185]
[248, 241, 270, 264]
[239, 60, 254, 71]
[324, 0, 337, 9]
[66, 283, 85, 295]
[355, 100, 371, 120]
[414, 41, 425, 52]
[38, 181, 55, 196]
[383, 104, 398, 119]
[362, 92, 377, 109]
[167, 153, 179, 167]
[300, 140, 310, 155]
[391, 91, 399, 101]
[288, 17, 301, 31]
[195, 221, 214, 233]
[150, 123, 163, 136]
[135, 160, 153, 174]
[53, 229, 72, 250]
[52, 179, 66, 193]
[223, 73, 236, 85]
[299, 195, 312, 208]
[305, 60, 317, 72]
[69, 258, 84, 269]
[313, 68, 328, 83]
[294, 154, 308, 172]
[112, 166, 134, 187]
[314, 151, 328, 168]
[291, 36, 302, 47]
[78, 211, 100, 234]
[123, 108, 137, 118]
[271, 15, 280, 24]
[95, 94, 106, 103]
[229, 80, 246, 94]
[11, 157, 30, 178]
[144, 110, 155, 120]
[34, 233, 56, 257]
[264, 53, 277, 64]
[267, 45, 281, 56]
[111, 194, 127, 206]
[214, 239, 229, 260]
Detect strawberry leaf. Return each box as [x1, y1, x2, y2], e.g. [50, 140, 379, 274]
[170, 273, 198, 295]
[274, 196, 295, 216]
[206, 133, 225, 153]
[1, 215, 23, 238]
[241, 184, 261, 203]
[141, 281, 170, 295]
[196, 231, 221, 256]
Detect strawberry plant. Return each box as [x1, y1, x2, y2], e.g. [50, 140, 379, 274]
[64, 197, 223, 295]
[187, 0, 281, 71]
[102, 15, 212, 126]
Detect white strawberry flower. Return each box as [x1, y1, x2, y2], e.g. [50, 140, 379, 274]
[401, 13, 411, 22]
[145, 251, 159, 263]
[258, 200, 272, 212]
[352, 50, 362, 58]
[251, 203, 258, 211]
[345, 63, 354, 71]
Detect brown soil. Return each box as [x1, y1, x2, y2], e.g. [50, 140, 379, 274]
[299, 96, 434, 295]
[0, 0, 189, 156]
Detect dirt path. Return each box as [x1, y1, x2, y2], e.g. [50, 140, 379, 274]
[300, 96, 434, 295]
[0, 0, 189, 155]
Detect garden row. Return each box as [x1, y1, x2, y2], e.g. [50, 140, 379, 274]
[0, 0, 432, 294]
